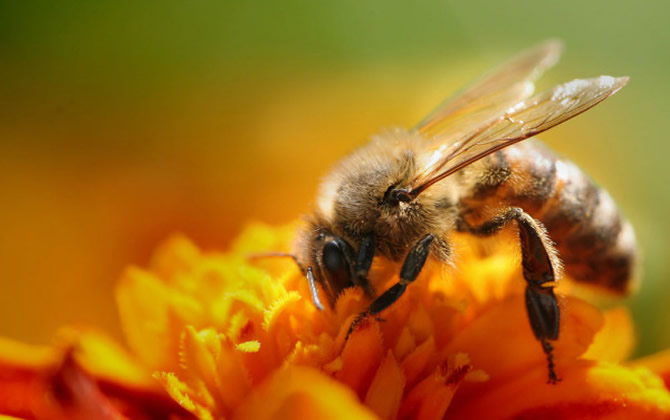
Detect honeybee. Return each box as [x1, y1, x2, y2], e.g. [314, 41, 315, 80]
[289, 40, 636, 384]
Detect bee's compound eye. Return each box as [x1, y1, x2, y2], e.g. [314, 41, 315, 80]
[323, 241, 345, 272]
[322, 240, 352, 291]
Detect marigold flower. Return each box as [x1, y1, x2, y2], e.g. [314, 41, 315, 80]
[119, 223, 670, 419]
[2, 222, 670, 419]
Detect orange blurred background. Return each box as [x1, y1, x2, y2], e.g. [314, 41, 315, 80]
[1, 1, 669, 357]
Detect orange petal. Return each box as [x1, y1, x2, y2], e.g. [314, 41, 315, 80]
[334, 319, 384, 399]
[393, 327, 417, 361]
[449, 360, 670, 419]
[214, 335, 254, 409]
[401, 336, 436, 389]
[584, 307, 635, 362]
[0, 333, 187, 420]
[116, 267, 203, 371]
[57, 328, 156, 391]
[233, 366, 377, 420]
[443, 295, 603, 382]
[406, 303, 434, 345]
[399, 353, 472, 420]
[149, 234, 201, 282]
[365, 350, 405, 420]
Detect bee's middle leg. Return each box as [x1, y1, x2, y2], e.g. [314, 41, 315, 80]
[462, 207, 561, 384]
[347, 233, 434, 337]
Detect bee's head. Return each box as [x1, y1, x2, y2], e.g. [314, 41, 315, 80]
[297, 227, 356, 302]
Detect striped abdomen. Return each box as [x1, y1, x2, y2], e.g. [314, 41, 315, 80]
[457, 139, 638, 294]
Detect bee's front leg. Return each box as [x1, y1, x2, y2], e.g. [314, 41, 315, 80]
[353, 233, 376, 297]
[462, 207, 561, 384]
[347, 233, 434, 338]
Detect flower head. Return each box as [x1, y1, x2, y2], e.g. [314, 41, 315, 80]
[2, 222, 670, 419]
[114, 223, 670, 419]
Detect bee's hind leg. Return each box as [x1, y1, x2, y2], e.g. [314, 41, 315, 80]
[347, 233, 434, 338]
[462, 207, 561, 384]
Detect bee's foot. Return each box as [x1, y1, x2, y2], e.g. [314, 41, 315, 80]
[547, 372, 562, 385]
[346, 312, 370, 340]
[542, 339, 561, 385]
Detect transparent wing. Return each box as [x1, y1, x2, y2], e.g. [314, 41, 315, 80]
[410, 76, 629, 195]
[414, 39, 563, 140]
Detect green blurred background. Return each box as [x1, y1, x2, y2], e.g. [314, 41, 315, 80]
[0, 1, 668, 357]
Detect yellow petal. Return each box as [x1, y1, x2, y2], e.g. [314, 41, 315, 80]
[630, 348, 670, 391]
[233, 366, 377, 420]
[584, 307, 635, 362]
[236, 340, 261, 353]
[0, 337, 56, 369]
[154, 371, 214, 420]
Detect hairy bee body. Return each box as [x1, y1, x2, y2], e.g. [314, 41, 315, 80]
[299, 130, 637, 301]
[458, 139, 638, 294]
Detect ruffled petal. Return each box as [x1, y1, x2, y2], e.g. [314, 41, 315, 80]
[448, 360, 670, 419]
[58, 328, 156, 390]
[232, 366, 377, 420]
